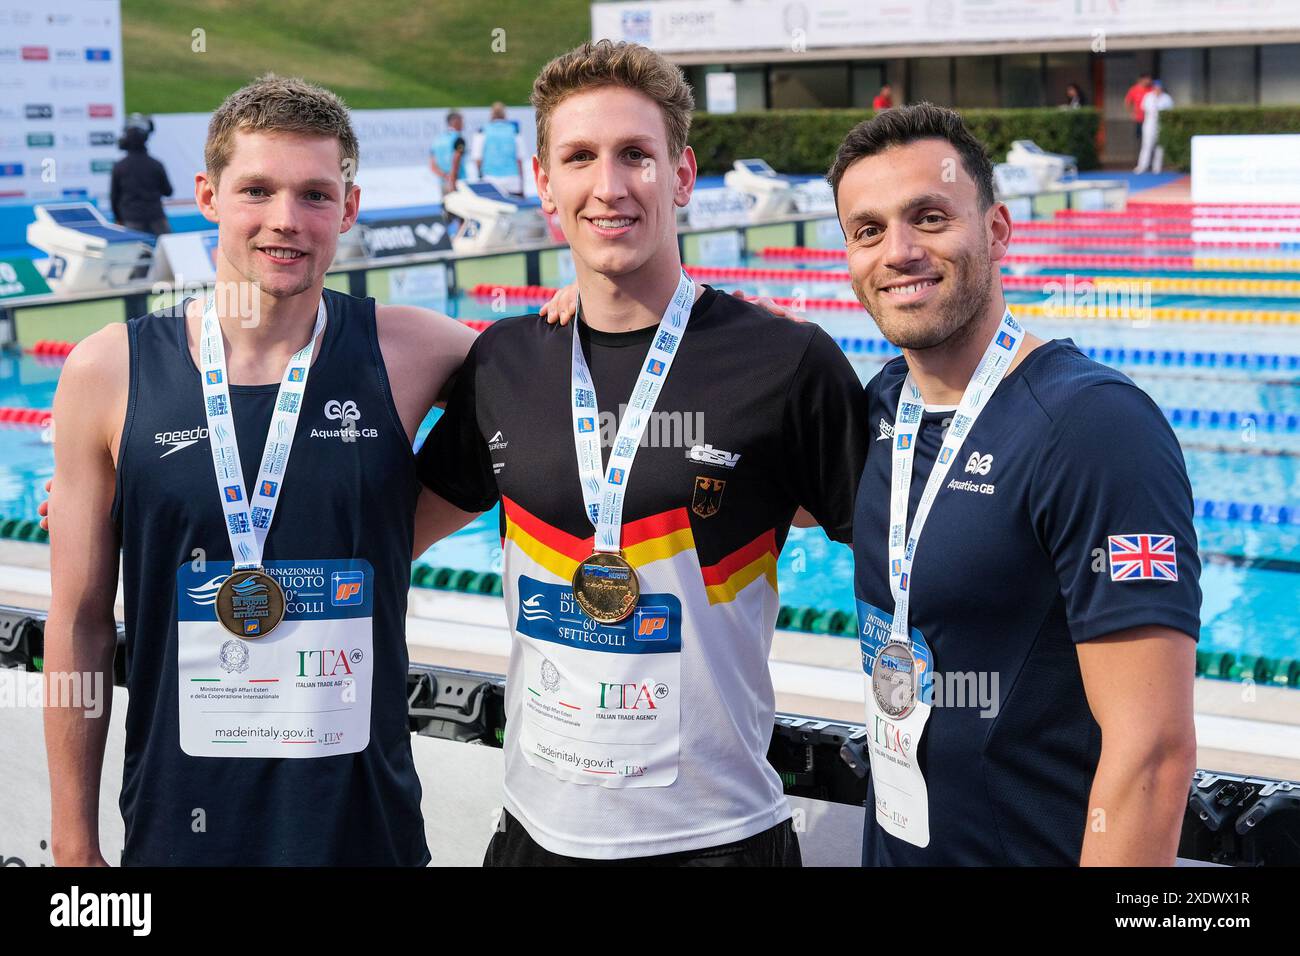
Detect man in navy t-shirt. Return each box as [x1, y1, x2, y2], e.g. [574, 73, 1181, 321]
[827, 104, 1201, 865]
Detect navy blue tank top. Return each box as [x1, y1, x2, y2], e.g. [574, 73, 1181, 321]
[111, 289, 428, 865]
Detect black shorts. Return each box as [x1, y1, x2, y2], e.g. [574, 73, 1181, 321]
[483, 810, 803, 867]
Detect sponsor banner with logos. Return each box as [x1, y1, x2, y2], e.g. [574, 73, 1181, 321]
[0, 1, 124, 204]
[360, 216, 453, 258]
[593, 0, 1300, 53]
[0, 258, 52, 300]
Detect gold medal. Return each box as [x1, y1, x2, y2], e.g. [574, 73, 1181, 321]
[572, 551, 639, 624]
[215, 568, 286, 639]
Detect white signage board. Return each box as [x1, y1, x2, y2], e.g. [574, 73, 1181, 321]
[705, 72, 738, 114]
[0, 1, 126, 205]
[1191, 135, 1300, 205]
[594, 0, 1300, 54]
[686, 187, 751, 228]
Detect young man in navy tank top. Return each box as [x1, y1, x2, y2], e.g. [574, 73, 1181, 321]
[43, 76, 482, 866]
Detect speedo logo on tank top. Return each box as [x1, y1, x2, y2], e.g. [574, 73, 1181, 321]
[155, 425, 209, 458]
[155, 398, 377, 457]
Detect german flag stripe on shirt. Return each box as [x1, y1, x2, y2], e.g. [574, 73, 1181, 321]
[502, 496, 775, 605]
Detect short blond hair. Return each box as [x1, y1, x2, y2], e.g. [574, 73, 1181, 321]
[531, 40, 694, 167]
[204, 73, 359, 188]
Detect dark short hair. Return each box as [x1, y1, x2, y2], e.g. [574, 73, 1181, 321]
[827, 102, 995, 211]
[446, 110, 462, 124]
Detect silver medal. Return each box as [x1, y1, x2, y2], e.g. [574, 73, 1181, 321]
[872, 643, 917, 719]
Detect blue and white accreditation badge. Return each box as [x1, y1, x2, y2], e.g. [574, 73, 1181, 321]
[177, 559, 375, 759]
[514, 574, 683, 788]
[858, 598, 934, 848]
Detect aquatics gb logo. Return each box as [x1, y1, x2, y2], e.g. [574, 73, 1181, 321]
[324, 398, 359, 422]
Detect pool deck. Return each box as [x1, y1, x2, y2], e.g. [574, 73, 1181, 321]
[2, 538, 1297, 782]
[1128, 174, 1194, 205]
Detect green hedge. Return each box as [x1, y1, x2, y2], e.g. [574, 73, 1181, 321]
[1160, 107, 1300, 171]
[690, 107, 1100, 177]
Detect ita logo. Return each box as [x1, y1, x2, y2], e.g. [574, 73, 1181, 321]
[597, 680, 668, 710]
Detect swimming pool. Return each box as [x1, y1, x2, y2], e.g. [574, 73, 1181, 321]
[2, 225, 1297, 663]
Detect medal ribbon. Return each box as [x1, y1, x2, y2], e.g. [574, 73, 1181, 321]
[199, 295, 326, 570]
[570, 271, 694, 553]
[886, 309, 1024, 645]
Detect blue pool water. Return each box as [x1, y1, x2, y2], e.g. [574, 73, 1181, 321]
[4, 243, 1298, 661]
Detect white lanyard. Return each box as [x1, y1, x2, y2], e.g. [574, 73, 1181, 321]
[570, 272, 694, 552]
[199, 295, 327, 570]
[886, 309, 1024, 644]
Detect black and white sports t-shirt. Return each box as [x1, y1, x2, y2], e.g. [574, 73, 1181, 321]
[418, 286, 869, 859]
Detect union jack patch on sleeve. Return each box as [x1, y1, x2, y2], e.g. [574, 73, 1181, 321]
[1107, 534, 1178, 582]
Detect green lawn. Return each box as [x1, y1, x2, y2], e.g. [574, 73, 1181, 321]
[123, 0, 592, 112]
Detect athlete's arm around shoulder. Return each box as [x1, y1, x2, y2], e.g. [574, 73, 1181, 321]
[44, 322, 129, 867]
[374, 304, 478, 441]
[780, 323, 871, 542]
[374, 305, 483, 553]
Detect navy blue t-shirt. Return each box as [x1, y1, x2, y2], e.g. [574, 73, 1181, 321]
[854, 339, 1201, 866]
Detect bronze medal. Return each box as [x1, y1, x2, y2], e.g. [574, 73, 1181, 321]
[215, 568, 286, 639]
[571, 551, 639, 624]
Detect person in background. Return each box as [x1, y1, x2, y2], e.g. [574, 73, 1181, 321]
[430, 110, 467, 196]
[872, 84, 894, 111]
[1064, 82, 1086, 109]
[1124, 72, 1153, 144]
[110, 115, 173, 236]
[1134, 80, 1174, 174]
[471, 101, 525, 195]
